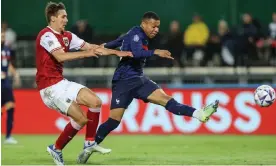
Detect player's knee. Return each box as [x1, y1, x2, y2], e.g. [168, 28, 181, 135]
[87, 96, 102, 108]
[77, 117, 88, 127]
[5, 102, 15, 110]
[93, 98, 102, 108]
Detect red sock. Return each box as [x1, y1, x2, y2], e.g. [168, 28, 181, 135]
[55, 120, 81, 150]
[86, 108, 100, 141]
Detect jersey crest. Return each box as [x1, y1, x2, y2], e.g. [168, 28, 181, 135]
[133, 34, 140, 42]
[63, 37, 69, 47]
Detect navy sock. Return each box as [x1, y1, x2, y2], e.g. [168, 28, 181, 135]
[6, 108, 14, 139]
[165, 98, 196, 117]
[95, 118, 120, 144]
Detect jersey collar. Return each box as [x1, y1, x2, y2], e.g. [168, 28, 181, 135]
[47, 26, 61, 34]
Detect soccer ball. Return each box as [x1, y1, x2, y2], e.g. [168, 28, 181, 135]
[254, 85, 275, 107]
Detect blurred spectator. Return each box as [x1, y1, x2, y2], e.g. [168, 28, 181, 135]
[256, 12, 276, 65]
[164, 20, 184, 67]
[150, 20, 184, 67]
[236, 13, 262, 66]
[269, 13, 276, 40]
[268, 12, 276, 64]
[1, 21, 17, 66]
[204, 20, 237, 66]
[218, 20, 236, 66]
[66, 20, 95, 68]
[184, 14, 209, 66]
[71, 20, 94, 43]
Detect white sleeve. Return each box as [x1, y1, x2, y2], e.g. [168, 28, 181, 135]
[70, 32, 85, 50]
[40, 32, 62, 53]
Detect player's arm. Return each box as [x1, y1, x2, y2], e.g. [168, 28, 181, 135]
[130, 34, 154, 58]
[8, 63, 21, 87]
[40, 32, 97, 63]
[94, 47, 133, 57]
[51, 49, 98, 63]
[103, 36, 124, 49]
[80, 43, 100, 51]
[8, 63, 19, 79]
[71, 33, 132, 58]
[130, 34, 173, 59]
[69, 32, 100, 51]
[80, 42, 132, 58]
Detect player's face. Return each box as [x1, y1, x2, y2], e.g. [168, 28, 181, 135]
[143, 19, 160, 38]
[52, 9, 68, 32]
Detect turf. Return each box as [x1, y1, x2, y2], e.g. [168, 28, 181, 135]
[2, 135, 276, 165]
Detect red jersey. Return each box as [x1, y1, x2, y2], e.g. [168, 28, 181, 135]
[35, 26, 85, 90]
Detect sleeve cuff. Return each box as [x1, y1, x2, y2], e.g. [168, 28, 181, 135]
[79, 41, 86, 48]
[149, 50, 155, 56]
[49, 47, 63, 53]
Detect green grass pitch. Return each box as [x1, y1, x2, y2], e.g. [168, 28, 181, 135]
[2, 135, 276, 165]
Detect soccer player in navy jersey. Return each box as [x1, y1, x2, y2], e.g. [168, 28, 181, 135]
[1, 31, 21, 144]
[77, 11, 219, 164]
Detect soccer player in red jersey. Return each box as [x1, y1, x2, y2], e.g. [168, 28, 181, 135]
[36, 2, 132, 165]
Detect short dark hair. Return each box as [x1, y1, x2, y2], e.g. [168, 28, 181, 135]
[142, 11, 160, 21]
[45, 2, 66, 23]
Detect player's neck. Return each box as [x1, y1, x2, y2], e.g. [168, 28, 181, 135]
[48, 24, 61, 34]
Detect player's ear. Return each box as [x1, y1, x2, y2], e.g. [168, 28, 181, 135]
[141, 21, 146, 28]
[50, 15, 56, 22]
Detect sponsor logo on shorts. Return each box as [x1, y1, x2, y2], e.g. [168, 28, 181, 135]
[116, 99, 120, 104]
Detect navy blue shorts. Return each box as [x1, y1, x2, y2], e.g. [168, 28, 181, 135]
[110, 76, 160, 109]
[1, 86, 15, 107]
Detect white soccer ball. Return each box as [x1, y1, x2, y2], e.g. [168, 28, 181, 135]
[254, 85, 275, 107]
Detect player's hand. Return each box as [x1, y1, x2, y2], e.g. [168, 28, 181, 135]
[84, 49, 99, 58]
[154, 49, 174, 59]
[115, 51, 133, 57]
[13, 73, 21, 88]
[94, 47, 111, 56]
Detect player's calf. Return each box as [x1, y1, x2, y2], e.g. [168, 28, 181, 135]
[55, 119, 83, 150]
[95, 117, 120, 145]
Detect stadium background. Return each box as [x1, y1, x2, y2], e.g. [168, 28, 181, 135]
[2, 0, 276, 165]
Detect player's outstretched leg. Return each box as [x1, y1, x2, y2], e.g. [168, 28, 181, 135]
[76, 88, 112, 164]
[47, 102, 87, 166]
[148, 89, 219, 122]
[165, 97, 219, 122]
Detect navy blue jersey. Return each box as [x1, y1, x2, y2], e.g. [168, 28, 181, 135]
[104, 26, 155, 81]
[1, 44, 12, 88]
